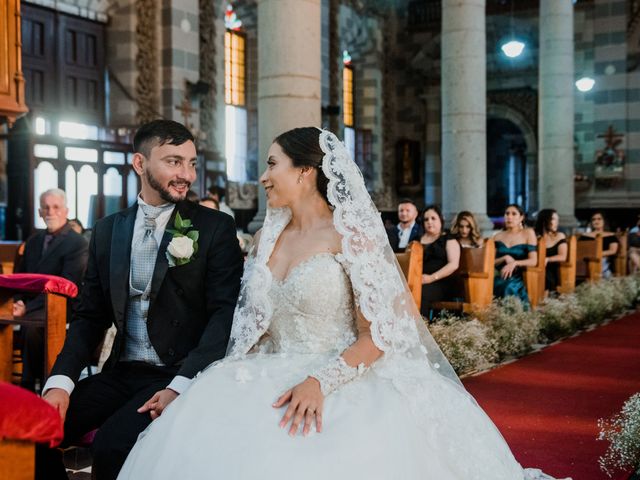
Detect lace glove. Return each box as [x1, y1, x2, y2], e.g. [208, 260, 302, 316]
[310, 356, 368, 396]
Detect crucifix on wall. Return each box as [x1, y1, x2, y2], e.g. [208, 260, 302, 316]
[594, 125, 625, 186]
[175, 90, 198, 132]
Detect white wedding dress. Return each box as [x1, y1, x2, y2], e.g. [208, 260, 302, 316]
[118, 253, 556, 480]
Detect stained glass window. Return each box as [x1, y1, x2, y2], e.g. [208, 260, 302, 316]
[343, 64, 354, 128]
[224, 4, 242, 31]
[225, 30, 246, 106]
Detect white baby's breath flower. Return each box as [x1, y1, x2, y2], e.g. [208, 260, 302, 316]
[167, 236, 194, 259]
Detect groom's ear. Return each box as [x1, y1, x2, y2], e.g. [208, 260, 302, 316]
[132, 152, 146, 176]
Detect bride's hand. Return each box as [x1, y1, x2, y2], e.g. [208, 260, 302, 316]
[273, 377, 324, 436]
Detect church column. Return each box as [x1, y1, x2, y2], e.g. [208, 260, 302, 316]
[538, 0, 577, 227]
[248, 0, 322, 232]
[441, 0, 492, 232]
[423, 89, 442, 206]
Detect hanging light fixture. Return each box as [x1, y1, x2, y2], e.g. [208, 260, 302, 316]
[575, 77, 595, 92]
[501, 40, 525, 58]
[500, 0, 525, 59]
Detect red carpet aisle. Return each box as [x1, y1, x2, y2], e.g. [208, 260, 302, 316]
[462, 311, 640, 480]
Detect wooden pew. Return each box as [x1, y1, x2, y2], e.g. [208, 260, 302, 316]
[523, 237, 546, 308]
[0, 382, 63, 480]
[0, 241, 23, 274]
[557, 235, 577, 295]
[0, 275, 77, 384]
[395, 240, 423, 309]
[614, 231, 628, 277]
[0, 440, 34, 480]
[576, 235, 603, 283]
[432, 238, 496, 314]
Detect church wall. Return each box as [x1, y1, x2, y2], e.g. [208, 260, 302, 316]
[24, 0, 110, 22]
[389, 8, 436, 209]
[338, 4, 386, 201]
[159, 1, 199, 126]
[231, 2, 258, 181]
[576, 0, 640, 210]
[106, 1, 139, 126]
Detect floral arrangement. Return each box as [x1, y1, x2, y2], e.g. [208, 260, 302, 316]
[598, 393, 640, 477]
[166, 212, 199, 267]
[428, 275, 640, 375]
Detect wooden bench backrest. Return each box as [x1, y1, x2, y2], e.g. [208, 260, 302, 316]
[614, 231, 628, 276]
[0, 291, 67, 384]
[557, 235, 577, 294]
[576, 235, 603, 282]
[395, 241, 423, 308]
[461, 238, 495, 307]
[0, 241, 23, 274]
[524, 237, 546, 308]
[459, 241, 489, 274]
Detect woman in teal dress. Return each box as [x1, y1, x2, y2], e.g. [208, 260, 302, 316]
[493, 204, 538, 307]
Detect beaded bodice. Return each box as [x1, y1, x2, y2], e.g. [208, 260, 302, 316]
[266, 253, 357, 354]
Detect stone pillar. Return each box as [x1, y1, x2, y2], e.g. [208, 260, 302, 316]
[423, 89, 442, 206]
[441, 0, 492, 232]
[538, 0, 577, 228]
[160, 0, 200, 126]
[248, 0, 322, 232]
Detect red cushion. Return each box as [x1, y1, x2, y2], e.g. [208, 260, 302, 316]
[0, 273, 78, 298]
[0, 382, 63, 447]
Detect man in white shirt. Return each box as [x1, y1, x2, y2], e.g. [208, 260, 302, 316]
[37, 120, 243, 480]
[386, 199, 423, 252]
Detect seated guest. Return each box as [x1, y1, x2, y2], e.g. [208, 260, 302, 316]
[185, 190, 199, 204]
[535, 209, 568, 295]
[450, 211, 482, 248]
[579, 211, 619, 278]
[493, 204, 537, 307]
[419, 205, 460, 317]
[386, 198, 423, 252]
[68, 217, 92, 243]
[200, 197, 220, 210]
[67, 218, 83, 235]
[207, 185, 235, 218]
[14, 189, 89, 391]
[629, 215, 640, 274]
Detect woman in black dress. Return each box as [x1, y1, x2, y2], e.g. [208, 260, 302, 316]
[579, 211, 619, 278]
[419, 205, 461, 317]
[535, 209, 568, 295]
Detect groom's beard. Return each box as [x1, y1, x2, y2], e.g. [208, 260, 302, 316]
[146, 170, 191, 204]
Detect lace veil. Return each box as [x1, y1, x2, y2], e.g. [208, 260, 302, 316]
[226, 129, 461, 387]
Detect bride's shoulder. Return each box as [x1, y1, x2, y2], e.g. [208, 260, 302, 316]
[321, 224, 343, 253]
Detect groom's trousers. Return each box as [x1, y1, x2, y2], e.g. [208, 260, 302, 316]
[36, 361, 178, 480]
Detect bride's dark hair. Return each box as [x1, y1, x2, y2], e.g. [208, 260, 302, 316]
[274, 127, 330, 205]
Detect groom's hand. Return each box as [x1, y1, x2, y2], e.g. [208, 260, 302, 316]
[138, 388, 178, 420]
[42, 388, 70, 423]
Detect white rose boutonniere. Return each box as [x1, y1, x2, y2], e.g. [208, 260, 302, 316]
[166, 212, 199, 267]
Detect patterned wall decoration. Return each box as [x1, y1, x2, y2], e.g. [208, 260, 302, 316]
[199, 0, 217, 154]
[134, 0, 158, 124]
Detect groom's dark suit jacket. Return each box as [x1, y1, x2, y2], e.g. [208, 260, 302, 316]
[51, 200, 243, 382]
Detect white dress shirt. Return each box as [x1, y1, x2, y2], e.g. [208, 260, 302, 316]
[397, 221, 416, 249]
[43, 198, 193, 396]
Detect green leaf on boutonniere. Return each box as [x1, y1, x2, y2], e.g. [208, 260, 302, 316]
[186, 230, 199, 256]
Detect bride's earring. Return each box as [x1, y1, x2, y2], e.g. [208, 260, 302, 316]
[297, 174, 304, 184]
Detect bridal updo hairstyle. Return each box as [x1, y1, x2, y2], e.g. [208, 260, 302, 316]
[274, 127, 330, 205]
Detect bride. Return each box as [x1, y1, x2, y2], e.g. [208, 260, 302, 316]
[118, 128, 563, 480]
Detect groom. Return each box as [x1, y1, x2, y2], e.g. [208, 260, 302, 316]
[38, 120, 244, 480]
